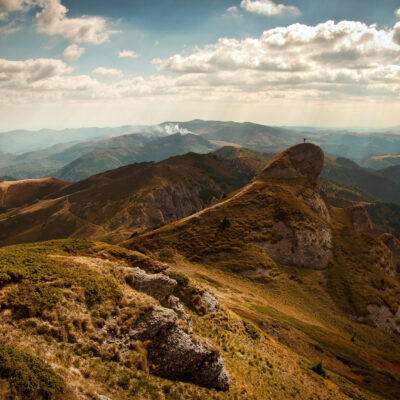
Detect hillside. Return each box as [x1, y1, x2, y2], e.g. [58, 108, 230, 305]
[321, 157, 400, 204]
[125, 143, 400, 400]
[377, 165, 400, 184]
[0, 149, 267, 246]
[0, 178, 69, 211]
[0, 238, 380, 400]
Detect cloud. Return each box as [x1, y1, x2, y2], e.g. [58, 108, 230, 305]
[396, 8, 400, 18]
[393, 22, 400, 46]
[224, 6, 242, 18]
[118, 50, 139, 59]
[0, 0, 34, 11]
[240, 0, 299, 17]
[35, 0, 118, 44]
[0, 12, 8, 19]
[63, 44, 84, 61]
[0, 57, 72, 86]
[92, 66, 123, 77]
[0, 20, 22, 35]
[3, 20, 400, 108]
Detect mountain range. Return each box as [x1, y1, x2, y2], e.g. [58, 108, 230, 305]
[0, 142, 399, 400]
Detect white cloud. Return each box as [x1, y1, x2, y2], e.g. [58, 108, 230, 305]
[0, 57, 73, 86]
[118, 50, 139, 59]
[0, 0, 34, 11]
[35, 0, 118, 44]
[0, 20, 21, 35]
[3, 20, 400, 114]
[63, 44, 84, 61]
[240, 0, 299, 17]
[223, 6, 242, 19]
[396, 8, 400, 18]
[92, 66, 123, 77]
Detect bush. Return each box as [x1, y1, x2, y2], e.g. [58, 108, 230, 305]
[168, 271, 189, 287]
[218, 217, 231, 231]
[8, 283, 61, 318]
[0, 344, 63, 399]
[311, 361, 326, 377]
[243, 320, 261, 340]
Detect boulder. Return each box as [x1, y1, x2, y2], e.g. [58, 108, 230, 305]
[126, 267, 176, 301]
[131, 306, 230, 391]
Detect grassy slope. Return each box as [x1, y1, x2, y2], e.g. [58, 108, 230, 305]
[0, 239, 374, 400]
[125, 176, 400, 400]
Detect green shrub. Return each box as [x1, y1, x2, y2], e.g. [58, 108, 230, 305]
[168, 271, 189, 287]
[243, 320, 261, 340]
[8, 283, 61, 317]
[0, 344, 63, 399]
[82, 272, 122, 306]
[311, 361, 326, 377]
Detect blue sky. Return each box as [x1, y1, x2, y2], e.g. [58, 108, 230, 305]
[1, 0, 400, 130]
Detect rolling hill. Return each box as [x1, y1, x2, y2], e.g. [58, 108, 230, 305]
[0, 148, 269, 246]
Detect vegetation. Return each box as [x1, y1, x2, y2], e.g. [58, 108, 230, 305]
[0, 344, 63, 399]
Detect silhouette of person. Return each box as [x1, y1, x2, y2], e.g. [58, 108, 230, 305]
[303, 138, 306, 143]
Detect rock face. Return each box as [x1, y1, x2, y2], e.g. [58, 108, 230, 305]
[122, 266, 228, 390]
[259, 221, 333, 269]
[380, 233, 400, 274]
[257, 143, 333, 269]
[260, 143, 324, 181]
[349, 205, 374, 233]
[365, 304, 400, 336]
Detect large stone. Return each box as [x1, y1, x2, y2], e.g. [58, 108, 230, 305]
[380, 233, 400, 274]
[348, 205, 374, 233]
[260, 143, 324, 181]
[131, 305, 230, 391]
[126, 267, 177, 301]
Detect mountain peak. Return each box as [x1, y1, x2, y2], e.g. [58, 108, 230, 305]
[260, 142, 324, 181]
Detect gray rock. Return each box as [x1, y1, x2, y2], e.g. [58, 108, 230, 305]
[380, 233, 400, 274]
[148, 325, 230, 391]
[349, 205, 374, 233]
[127, 267, 177, 301]
[130, 305, 230, 391]
[161, 295, 193, 330]
[200, 291, 219, 313]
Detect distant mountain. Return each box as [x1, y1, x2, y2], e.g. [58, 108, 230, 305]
[170, 120, 304, 150]
[376, 164, 400, 184]
[321, 157, 400, 204]
[55, 133, 217, 181]
[358, 154, 400, 170]
[0, 147, 268, 246]
[0, 126, 138, 153]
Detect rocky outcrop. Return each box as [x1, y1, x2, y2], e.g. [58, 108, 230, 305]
[259, 221, 333, 269]
[126, 267, 177, 301]
[119, 266, 229, 389]
[256, 143, 333, 269]
[349, 205, 374, 233]
[260, 143, 324, 181]
[380, 233, 400, 274]
[132, 306, 229, 390]
[365, 304, 400, 336]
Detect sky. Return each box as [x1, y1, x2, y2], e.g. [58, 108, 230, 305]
[1, 0, 400, 130]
